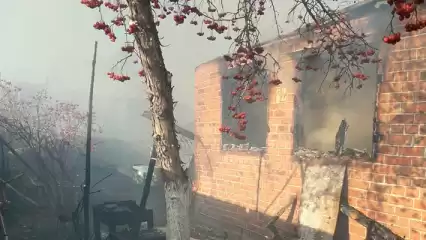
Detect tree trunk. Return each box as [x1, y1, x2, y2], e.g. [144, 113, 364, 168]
[164, 179, 191, 240]
[126, 1, 190, 240]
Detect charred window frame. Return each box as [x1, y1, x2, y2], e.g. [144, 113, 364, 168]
[220, 67, 269, 152]
[293, 44, 383, 159]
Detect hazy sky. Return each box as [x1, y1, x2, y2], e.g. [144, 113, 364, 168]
[0, 0, 297, 140]
[0, 0, 351, 149]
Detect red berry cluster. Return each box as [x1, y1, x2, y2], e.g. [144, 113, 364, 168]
[107, 72, 130, 82]
[173, 15, 186, 25]
[218, 45, 281, 140]
[237, 119, 248, 131]
[405, 20, 426, 31]
[111, 17, 125, 26]
[383, 32, 401, 44]
[81, 0, 103, 8]
[219, 112, 248, 140]
[154, 4, 202, 25]
[203, 20, 228, 34]
[218, 126, 231, 133]
[93, 21, 116, 42]
[392, 1, 415, 21]
[104, 2, 119, 11]
[384, 0, 426, 44]
[352, 72, 368, 81]
[126, 21, 139, 34]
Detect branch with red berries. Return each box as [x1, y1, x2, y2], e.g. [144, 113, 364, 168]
[80, 0, 424, 143]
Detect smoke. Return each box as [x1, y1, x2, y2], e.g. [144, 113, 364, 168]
[299, 49, 380, 153]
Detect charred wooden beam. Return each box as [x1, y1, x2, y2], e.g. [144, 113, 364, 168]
[340, 202, 405, 240]
[139, 146, 156, 209]
[335, 119, 349, 156]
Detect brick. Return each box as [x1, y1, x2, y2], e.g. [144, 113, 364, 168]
[388, 62, 404, 72]
[384, 194, 413, 207]
[388, 114, 415, 124]
[395, 166, 417, 177]
[398, 217, 410, 228]
[391, 186, 406, 196]
[375, 212, 398, 224]
[415, 90, 426, 102]
[378, 145, 399, 155]
[384, 134, 413, 146]
[412, 178, 426, 188]
[409, 228, 421, 240]
[406, 34, 426, 49]
[389, 72, 409, 82]
[372, 164, 393, 174]
[350, 179, 370, 190]
[385, 175, 411, 186]
[406, 124, 420, 134]
[415, 113, 426, 124]
[399, 147, 425, 157]
[421, 125, 426, 134]
[348, 188, 367, 199]
[348, 169, 363, 179]
[390, 124, 404, 134]
[395, 207, 421, 220]
[411, 157, 426, 167]
[380, 82, 403, 93]
[391, 226, 409, 239]
[369, 183, 392, 194]
[414, 199, 426, 211]
[401, 102, 420, 114]
[383, 156, 411, 166]
[404, 60, 426, 71]
[379, 102, 402, 114]
[372, 174, 385, 183]
[406, 187, 420, 198]
[417, 48, 426, 59]
[390, 49, 417, 62]
[392, 92, 416, 102]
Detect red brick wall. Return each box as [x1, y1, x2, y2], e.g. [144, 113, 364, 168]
[194, 24, 426, 240]
[345, 27, 426, 240]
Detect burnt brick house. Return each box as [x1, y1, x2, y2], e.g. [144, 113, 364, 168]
[193, 0, 426, 239]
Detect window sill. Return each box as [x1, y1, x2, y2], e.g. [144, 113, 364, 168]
[220, 144, 266, 156]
